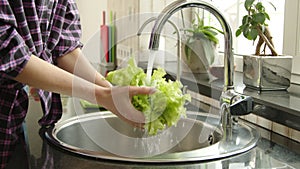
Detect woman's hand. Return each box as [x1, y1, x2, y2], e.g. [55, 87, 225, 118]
[96, 86, 156, 128]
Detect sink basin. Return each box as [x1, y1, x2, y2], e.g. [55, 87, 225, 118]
[45, 110, 259, 163]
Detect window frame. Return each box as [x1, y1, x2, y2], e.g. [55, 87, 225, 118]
[283, 0, 300, 83]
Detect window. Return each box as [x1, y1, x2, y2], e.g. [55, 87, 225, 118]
[212, 0, 300, 84]
[210, 0, 285, 56]
[139, 0, 300, 83]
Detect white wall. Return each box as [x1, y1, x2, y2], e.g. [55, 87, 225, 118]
[76, 0, 108, 44]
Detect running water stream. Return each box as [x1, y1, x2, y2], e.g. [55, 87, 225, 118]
[146, 50, 157, 85]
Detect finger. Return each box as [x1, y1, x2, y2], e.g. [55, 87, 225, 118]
[111, 86, 145, 124]
[129, 86, 157, 96]
[99, 77, 113, 88]
[100, 80, 112, 88]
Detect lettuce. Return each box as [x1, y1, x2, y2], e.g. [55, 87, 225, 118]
[106, 57, 191, 135]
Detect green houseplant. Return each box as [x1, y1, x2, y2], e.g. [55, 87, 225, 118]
[181, 11, 223, 75]
[236, 0, 293, 90]
[236, 0, 277, 56]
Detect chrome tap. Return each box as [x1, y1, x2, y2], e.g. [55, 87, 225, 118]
[137, 17, 182, 81]
[148, 0, 253, 132]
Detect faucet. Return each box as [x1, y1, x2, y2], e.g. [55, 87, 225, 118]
[137, 17, 182, 81]
[148, 0, 254, 134]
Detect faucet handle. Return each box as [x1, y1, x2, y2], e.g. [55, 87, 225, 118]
[229, 95, 253, 116]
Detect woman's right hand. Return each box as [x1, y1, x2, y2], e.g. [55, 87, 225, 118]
[96, 86, 156, 128]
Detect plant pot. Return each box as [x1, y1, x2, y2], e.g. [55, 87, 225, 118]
[243, 55, 293, 91]
[181, 38, 216, 75]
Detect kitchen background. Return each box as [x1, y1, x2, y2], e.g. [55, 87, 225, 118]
[19, 1, 300, 168]
[76, 0, 300, 83]
[70, 0, 300, 144]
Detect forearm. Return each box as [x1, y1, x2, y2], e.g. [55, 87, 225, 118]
[14, 55, 105, 103]
[56, 48, 112, 87]
[15, 54, 155, 127]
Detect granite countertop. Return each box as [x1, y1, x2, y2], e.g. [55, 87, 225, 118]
[158, 61, 300, 131]
[6, 97, 300, 169]
[6, 62, 300, 168]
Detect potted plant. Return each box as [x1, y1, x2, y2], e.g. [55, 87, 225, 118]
[236, 0, 293, 91]
[181, 10, 223, 77]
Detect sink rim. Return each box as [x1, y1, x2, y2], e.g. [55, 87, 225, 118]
[45, 111, 260, 163]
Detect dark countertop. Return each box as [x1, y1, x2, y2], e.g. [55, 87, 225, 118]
[6, 97, 300, 169]
[6, 62, 300, 168]
[158, 61, 300, 131]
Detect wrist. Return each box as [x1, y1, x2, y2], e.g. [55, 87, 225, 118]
[95, 85, 111, 106]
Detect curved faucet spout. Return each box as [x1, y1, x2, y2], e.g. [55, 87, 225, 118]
[148, 0, 234, 90]
[137, 17, 182, 81]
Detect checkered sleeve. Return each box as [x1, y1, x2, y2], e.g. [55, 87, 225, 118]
[52, 0, 83, 59]
[0, 0, 31, 79]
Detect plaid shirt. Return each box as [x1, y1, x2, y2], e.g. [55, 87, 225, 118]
[0, 0, 82, 168]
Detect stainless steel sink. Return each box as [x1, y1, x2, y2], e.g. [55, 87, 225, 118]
[45, 111, 259, 163]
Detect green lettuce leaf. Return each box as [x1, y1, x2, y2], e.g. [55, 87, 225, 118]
[106, 57, 191, 135]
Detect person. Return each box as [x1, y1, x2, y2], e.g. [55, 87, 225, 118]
[0, 0, 155, 168]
